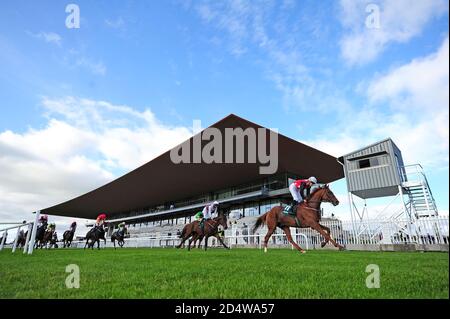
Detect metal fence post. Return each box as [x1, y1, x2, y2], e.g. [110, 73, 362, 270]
[23, 223, 32, 254]
[11, 227, 21, 253]
[28, 211, 40, 255]
[0, 231, 7, 251]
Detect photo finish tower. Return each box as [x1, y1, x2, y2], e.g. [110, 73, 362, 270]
[338, 138, 439, 243]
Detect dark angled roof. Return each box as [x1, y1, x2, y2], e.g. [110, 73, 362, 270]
[42, 114, 344, 219]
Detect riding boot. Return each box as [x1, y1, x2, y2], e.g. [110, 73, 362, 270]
[291, 200, 299, 215]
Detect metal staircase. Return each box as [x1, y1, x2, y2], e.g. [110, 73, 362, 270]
[401, 164, 439, 218]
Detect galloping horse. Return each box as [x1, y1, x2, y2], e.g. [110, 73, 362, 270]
[16, 230, 27, 248]
[34, 222, 48, 249]
[253, 185, 345, 253]
[111, 227, 127, 249]
[84, 227, 106, 250]
[178, 223, 203, 249]
[63, 228, 76, 248]
[176, 211, 229, 251]
[41, 229, 55, 249]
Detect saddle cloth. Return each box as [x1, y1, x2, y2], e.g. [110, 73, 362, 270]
[283, 205, 295, 215]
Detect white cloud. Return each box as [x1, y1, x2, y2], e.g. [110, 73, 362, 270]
[367, 37, 449, 112]
[75, 57, 107, 75]
[28, 31, 62, 46]
[339, 0, 448, 65]
[303, 36, 449, 170]
[0, 97, 192, 237]
[105, 17, 125, 29]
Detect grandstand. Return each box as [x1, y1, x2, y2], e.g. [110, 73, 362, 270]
[40, 114, 343, 235]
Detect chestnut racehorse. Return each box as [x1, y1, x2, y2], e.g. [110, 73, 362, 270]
[176, 211, 229, 251]
[253, 185, 345, 253]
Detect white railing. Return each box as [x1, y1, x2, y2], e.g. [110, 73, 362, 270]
[312, 216, 449, 246]
[3, 216, 447, 251]
[0, 221, 35, 254]
[0, 211, 55, 255]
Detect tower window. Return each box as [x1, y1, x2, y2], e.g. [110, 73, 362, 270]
[358, 157, 380, 169]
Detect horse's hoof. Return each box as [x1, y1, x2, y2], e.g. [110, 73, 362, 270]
[300, 250, 306, 254]
[320, 242, 326, 248]
[264, 247, 267, 253]
[338, 246, 346, 251]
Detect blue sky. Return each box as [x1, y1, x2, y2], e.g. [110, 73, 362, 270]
[0, 0, 448, 235]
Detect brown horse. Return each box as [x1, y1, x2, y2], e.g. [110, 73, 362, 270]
[176, 212, 229, 251]
[178, 223, 203, 249]
[63, 229, 76, 248]
[253, 185, 345, 253]
[41, 229, 55, 249]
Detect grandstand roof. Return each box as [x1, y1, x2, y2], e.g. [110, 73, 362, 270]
[41, 114, 344, 219]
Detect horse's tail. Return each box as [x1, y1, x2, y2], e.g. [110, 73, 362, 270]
[252, 213, 268, 233]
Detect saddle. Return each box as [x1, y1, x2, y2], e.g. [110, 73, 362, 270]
[282, 205, 302, 227]
[283, 204, 297, 216]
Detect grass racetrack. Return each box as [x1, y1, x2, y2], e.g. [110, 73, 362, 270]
[0, 248, 448, 299]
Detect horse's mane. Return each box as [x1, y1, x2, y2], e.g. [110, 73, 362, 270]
[310, 185, 324, 195]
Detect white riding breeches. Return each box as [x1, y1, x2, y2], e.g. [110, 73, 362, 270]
[289, 183, 302, 202]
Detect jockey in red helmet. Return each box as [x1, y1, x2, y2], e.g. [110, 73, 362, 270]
[288, 177, 318, 213]
[95, 214, 107, 228]
[39, 214, 48, 223]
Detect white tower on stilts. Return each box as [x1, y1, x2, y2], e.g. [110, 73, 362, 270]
[338, 138, 438, 244]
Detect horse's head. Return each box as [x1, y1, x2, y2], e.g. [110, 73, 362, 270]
[320, 184, 339, 206]
[217, 211, 228, 230]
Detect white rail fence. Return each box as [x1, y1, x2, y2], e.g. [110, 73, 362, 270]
[1, 216, 448, 252]
[0, 211, 41, 255]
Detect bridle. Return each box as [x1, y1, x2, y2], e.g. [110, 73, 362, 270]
[303, 188, 335, 212]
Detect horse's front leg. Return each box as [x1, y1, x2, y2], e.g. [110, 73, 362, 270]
[215, 234, 230, 250]
[310, 222, 344, 250]
[204, 236, 211, 251]
[197, 236, 204, 249]
[319, 224, 331, 248]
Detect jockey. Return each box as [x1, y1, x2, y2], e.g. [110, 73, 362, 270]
[47, 222, 56, 232]
[202, 201, 219, 220]
[69, 221, 77, 232]
[194, 211, 203, 221]
[39, 214, 48, 225]
[288, 177, 318, 213]
[199, 201, 219, 229]
[118, 222, 126, 232]
[95, 213, 107, 228]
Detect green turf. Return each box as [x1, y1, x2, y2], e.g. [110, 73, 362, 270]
[0, 248, 448, 299]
